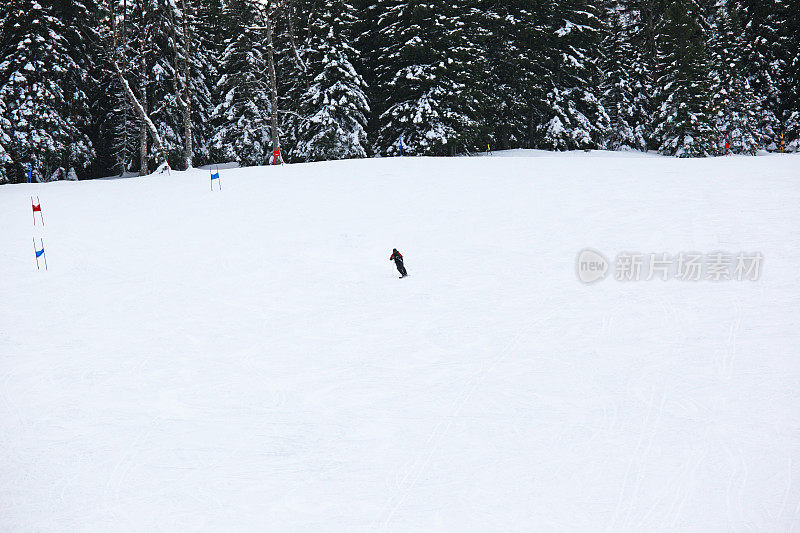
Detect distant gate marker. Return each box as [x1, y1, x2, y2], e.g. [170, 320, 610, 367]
[211, 168, 222, 191]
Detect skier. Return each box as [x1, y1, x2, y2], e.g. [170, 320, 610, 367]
[390, 248, 408, 278]
[724, 135, 731, 155]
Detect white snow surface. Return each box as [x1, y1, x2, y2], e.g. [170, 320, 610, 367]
[2, 151, 800, 531]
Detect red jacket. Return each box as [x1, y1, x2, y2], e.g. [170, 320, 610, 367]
[390, 250, 403, 261]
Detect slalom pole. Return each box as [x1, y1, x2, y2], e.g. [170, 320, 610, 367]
[41, 238, 47, 270]
[33, 237, 39, 270]
[218, 166, 221, 190]
[32, 196, 45, 225]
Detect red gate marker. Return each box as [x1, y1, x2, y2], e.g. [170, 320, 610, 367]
[31, 196, 44, 225]
[272, 141, 282, 164]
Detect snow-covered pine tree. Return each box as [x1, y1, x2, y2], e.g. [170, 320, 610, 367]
[159, 0, 215, 169]
[50, 167, 65, 182]
[601, 0, 646, 151]
[0, 0, 95, 182]
[74, 0, 113, 180]
[249, 0, 287, 165]
[354, 0, 401, 154]
[210, 0, 273, 166]
[191, 0, 225, 166]
[731, 0, 782, 150]
[274, 0, 315, 161]
[125, 0, 155, 174]
[0, 142, 10, 184]
[94, 0, 139, 176]
[58, 0, 100, 180]
[89, 0, 133, 176]
[538, 0, 609, 151]
[103, 0, 175, 175]
[618, 0, 665, 151]
[141, 0, 183, 169]
[776, 0, 799, 151]
[709, 2, 760, 154]
[97, 74, 141, 175]
[373, 0, 487, 156]
[294, 0, 370, 161]
[786, 112, 800, 152]
[0, 95, 9, 182]
[478, 0, 547, 150]
[652, 0, 717, 157]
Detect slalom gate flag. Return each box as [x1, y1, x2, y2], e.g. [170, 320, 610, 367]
[400, 139, 404, 156]
[27, 164, 32, 183]
[33, 238, 47, 270]
[272, 141, 281, 163]
[210, 168, 221, 190]
[31, 196, 44, 225]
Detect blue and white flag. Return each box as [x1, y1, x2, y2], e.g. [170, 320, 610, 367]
[33, 238, 47, 270]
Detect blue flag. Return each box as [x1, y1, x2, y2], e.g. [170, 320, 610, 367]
[211, 172, 220, 180]
[33, 238, 47, 270]
[27, 164, 32, 183]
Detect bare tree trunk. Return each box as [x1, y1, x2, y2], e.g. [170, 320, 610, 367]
[122, 0, 129, 175]
[285, 1, 307, 77]
[251, 0, 285, 164]
[181, 0, 192, 168]
[112, 0, 133, 175]
[139, 62, 148, 172]
[111, 59, 168, 170]
[172, 0, 193, 169]
[112, 0, 122, 174]
[139, 0, 149, 175]
[109, 0, 168, 174]
[266, 19, 283, 164]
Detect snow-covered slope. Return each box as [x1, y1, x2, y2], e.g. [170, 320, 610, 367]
[2, 152, 799, 531]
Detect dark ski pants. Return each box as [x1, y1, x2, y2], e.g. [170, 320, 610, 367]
[394, 259, 407, 277]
